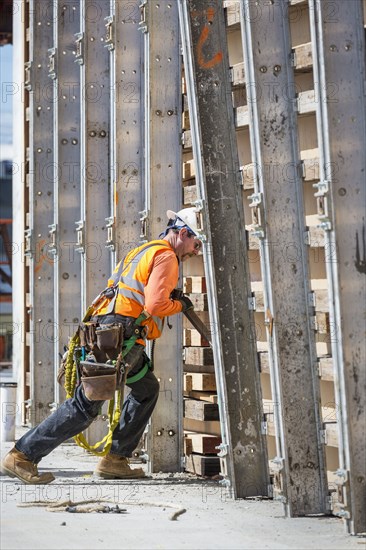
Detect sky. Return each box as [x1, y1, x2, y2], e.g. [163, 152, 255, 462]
[0, 44, 13, 161]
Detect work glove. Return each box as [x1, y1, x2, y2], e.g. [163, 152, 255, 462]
[179, 295, 194, 312]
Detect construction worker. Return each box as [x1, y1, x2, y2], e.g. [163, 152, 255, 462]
[1, 207, 202, 484]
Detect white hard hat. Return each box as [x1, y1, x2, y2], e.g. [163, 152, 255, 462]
[166, 207, 202, 237]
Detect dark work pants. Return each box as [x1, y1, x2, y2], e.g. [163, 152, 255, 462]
[15, 364, 160, 464]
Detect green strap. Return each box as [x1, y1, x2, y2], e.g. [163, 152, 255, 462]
[126, 361, 150, 384]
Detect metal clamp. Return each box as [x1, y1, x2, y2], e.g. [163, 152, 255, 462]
[105, 216, 115, 251]
[47, 48, 57, 80]
[215, 442, 229, 458]
[24, 228, 33, 258]
[248, 192, 265, 239]
[75, 220, 85, 253]
[48, 223, 57, 255]
[138, 0, 148, 33]
[74, 33, 84, 65]
[104, 16, 115, 51]
[139, 209, 148, 240]
[24, 61, 33, 91]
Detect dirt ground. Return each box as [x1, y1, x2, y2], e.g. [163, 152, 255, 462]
[1, 437, 364, 550]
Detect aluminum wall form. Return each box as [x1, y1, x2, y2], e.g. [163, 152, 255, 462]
[239, 0, 329, 515]
[26, 0, 56, 425]
[144, 0, 183, 473]
[50, 1, 82, 406]
[309, 0, 366, 534]
[179, 0, 269, 496]
[12, 0, 28, 423]
[76, 0, 112, 313]
[110, 0, 144, 255]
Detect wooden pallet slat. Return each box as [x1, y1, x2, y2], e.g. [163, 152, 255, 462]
[184, 432, 221, 455]
[184, 398, 220, 421]
[184, 373, 217, 392]
[185, 454, 221, 476]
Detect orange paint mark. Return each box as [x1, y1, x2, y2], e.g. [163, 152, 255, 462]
[196, 7, 223, 69]
[34, 239, 55, 273]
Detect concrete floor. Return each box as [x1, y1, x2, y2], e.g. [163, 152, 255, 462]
[1, 438, 364, 550]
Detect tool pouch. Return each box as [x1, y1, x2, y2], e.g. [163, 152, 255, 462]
[80, 361, 117, 401]
[95, 324, 123, 353]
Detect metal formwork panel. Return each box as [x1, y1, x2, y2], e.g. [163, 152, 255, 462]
[309, 0, 366, 533]
[143, 0, 183, 472]
[109, 0, 144, 255]
[239, 0, 328, 515]
[50, 1, 82, 405]
[77, 0, 111, 311]
[26, 0, 56, 425]
[179, 0, 269, 496]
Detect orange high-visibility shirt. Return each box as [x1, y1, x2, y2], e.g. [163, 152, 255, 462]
[93, 240, 183, 340]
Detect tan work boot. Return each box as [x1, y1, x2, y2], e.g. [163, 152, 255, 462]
[95, 453, 145, 479]
[1, 448, 55, 485]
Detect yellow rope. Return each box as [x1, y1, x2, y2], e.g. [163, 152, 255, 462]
[63, 330, 123, 456]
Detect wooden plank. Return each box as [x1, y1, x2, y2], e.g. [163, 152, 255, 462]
[183, 183, 197, 206]
[298, 89, 316, 114]
[183, 328, 209, 347]
[315, 312, 330, 334]
[252, 280, 329, 312]
[293, 42, 312, 70]
[184, 398, 219, 421]
[258, 352, 270, 374]
[183, 417, 221, 436]
[231, 61, 245, 86]
[235, 105, 249, 127]
[224, 0, 240, 28]
[184, 347, 213, 365]
[306, 214, 325, 247]
[318, 356, 333, 381]
[187, 293, 208, 311]
[184, 373, 217, 392]
[184, 390, 218, 404]
[184, 432, 221, 454]
[183, 129, 192, 150]
[185, 454, 221, 476]
[183, 363, 215, 374]
[183, 310, 210, 328]
[183, 158, 195, 180]
[184, 276, 207, 294]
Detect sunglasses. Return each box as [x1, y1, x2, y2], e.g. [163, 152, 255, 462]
[192, 239, 202, 251]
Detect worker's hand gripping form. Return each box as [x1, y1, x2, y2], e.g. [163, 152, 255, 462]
[171, 288, 194, 313]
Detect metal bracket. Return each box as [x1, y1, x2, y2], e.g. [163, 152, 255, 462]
[138, 0, 148, 33]
[248, 296, 256, 310]
[104, 15, 115, 51]
[105, 216, 115, 251]
[193, 200, 207, 242]
[47, 48, 57, 80]
[261, 418, 268, 435]
[48, 223, 57, 255]
[290, 50, 296, 68]
[269, 456, 286, 502]
[24, 229, 33, 258]
[317, 216, 332, 231]
[216, 443, 229, 458]
[313, 180, 329, 197]
[319, 428, 327, 445]
[24, 61, 33, 91]
[248, 192, 265, 239]
[139, 209, 148, 240]
[74, 32, 84, 65]
[75, 220, 85, 253]
[308, 291, 316, 307]
[333, 469, 351, 519]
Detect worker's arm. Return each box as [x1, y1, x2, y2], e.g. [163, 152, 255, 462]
[144, 251, 183, 317]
